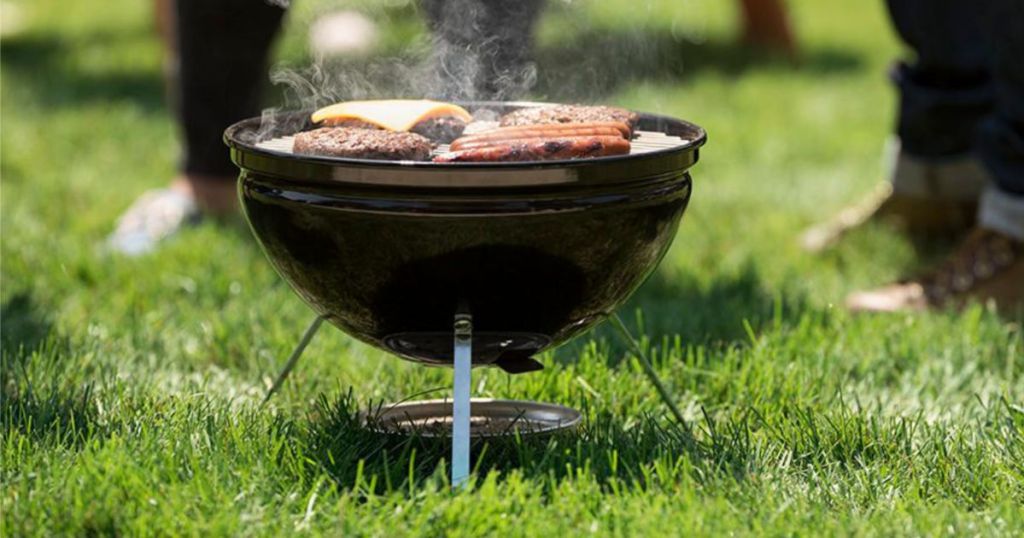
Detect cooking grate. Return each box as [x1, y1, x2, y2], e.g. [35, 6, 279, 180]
[254, 129, 687, 157]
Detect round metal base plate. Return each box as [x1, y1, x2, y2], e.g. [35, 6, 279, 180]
[364, 398, 581, 438]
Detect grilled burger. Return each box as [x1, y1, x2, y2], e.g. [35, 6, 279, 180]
[293, 127, 433, 160]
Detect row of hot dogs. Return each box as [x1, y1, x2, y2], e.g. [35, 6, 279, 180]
[435, 121, 633, 162]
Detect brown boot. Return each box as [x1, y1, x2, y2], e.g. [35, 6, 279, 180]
[801, 140, 986, 252]
[846, 228, 1024, 313]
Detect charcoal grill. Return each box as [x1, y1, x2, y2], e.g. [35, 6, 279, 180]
[225, 101, 706, 487]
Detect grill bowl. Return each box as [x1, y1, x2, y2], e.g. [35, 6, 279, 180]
[225, 102, 705, 373]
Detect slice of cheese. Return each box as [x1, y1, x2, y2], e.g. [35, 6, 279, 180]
[311, 100, 473, 132]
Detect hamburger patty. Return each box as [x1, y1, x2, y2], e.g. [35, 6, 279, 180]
[499, 105, 640, 135]
[322, 116, 466, 144]
[293, 127, 433, 160]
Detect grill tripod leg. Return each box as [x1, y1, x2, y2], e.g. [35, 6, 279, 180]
[609, 314, 688, 428]
[451, 311, 473, 489]
[262, 314, 326, 405]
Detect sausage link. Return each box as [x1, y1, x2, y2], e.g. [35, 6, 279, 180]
[450, 126, 626, 151]
[449, 121, 630, 151]
[434, 135, 631, 163]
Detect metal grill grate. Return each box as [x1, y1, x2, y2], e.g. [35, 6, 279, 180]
[255, 129, 688, 158]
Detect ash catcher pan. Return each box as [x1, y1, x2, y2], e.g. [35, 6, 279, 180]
[363, 399, 583, 438]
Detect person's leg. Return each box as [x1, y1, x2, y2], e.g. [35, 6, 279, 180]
[110, 0, 285, 255]
[174, 0, 286, 214]
[876, 0, 996, 211]
[976, 0, 1024, 239]
[475, 0, 545, 100]
[154, 0, 174, 49]
[845, 0, 1023, 312]
[886, 0, 994, 161]
[800, 0, 994, 251]
[421, 0, 545, 101]
[737, 0, 798, 58]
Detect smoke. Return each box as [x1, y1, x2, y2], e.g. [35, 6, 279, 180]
[255, 0, 702, 140]
[255, 47, 442, 140]
[257, 0, 544, 140]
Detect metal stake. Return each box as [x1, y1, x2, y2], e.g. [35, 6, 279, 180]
[262, 314, 326, 405]
[451, 310, 473, 489]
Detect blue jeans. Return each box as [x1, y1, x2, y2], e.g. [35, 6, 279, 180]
[887, 0, 1024, 199]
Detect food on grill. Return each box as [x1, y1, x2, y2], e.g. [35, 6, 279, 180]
[449, 122, 630, 151]
[499, 105, 640, 136]
[462, 120, 501, 135]
[292, 101, 644, 162]
[409, 116, 466, 143]
[439, 121, 633, 162]
[316, 118, 381, 130]
[311, 99, 472, 143]
[294, 127, 433, 160]
[433, 135, 630, 163]
[317, 116, 466, 144]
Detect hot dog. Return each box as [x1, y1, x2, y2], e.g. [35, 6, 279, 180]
[434, 135, 631, 163]
[448, 122, 631, 151]
[451, 133, 626, 151]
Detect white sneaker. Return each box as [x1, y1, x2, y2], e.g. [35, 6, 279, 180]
[107, 189, 200, 256]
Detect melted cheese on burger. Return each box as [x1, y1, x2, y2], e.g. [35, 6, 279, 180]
[311, 100, 473, 132]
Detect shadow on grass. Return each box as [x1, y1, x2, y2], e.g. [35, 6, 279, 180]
[0, 378, 101, 449]
[301, 389, 1019, 503]
[1, 292, 54, 356]
[532, 28, 862, 102]
[301, 391, 755, 493]
[1, 293, 101, 449]
[625, 262, 805, 343]
[554, 262, 807, 370]
[285, 22, 862, 103]
[1, 30, 165, 112]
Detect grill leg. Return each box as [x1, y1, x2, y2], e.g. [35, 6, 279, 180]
[262, 314, 326, 405]
[451, 310, 473, 489]
[610, 314, 689, 428]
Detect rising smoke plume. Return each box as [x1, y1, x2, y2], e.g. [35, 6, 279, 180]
[258, 0, 545, 139]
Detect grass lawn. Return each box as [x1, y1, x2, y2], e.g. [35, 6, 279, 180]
[2, 0, 1022, 535]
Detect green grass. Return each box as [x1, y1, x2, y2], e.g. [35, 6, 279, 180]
[2, 0, 1023, 536]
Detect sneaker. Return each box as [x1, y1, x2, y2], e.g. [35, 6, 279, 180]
[107, 188, 200, 256]
[801, 139, 988, 252]
[846, 227, 1024, 313]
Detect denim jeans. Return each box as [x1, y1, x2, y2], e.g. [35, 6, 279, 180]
[887, 0, 1024, 238]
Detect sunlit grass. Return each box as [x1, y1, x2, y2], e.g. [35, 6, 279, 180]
[2, 0, 1022, 535]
